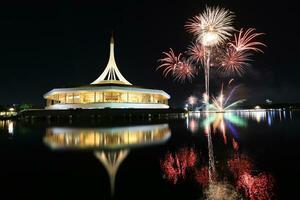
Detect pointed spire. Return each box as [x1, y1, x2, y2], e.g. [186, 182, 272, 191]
[91, 33, 132, 85]
[110, 31, 114, 44]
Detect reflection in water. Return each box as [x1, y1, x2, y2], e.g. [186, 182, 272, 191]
[201, 113, 246, 146]
[94, 150, 129, 195]
[228, 156, 275, 200]
[161, 109, 282, 199]
[206, 123, 216, 183]
[237, 172, 275, 200]
[195, 166, 209, 187]
[235, 109, 292, 125]
[44, 124, 171, 195]
[204, 182, 240, 200]
[44, 124, 171, 149]
[0, 120, 14, 135]
[160, 147, 197, 184]
[8, 121, 14, 134]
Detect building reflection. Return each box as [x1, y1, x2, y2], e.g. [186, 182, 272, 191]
[0, 120, 14, 135]
[44, 124, 171, 195]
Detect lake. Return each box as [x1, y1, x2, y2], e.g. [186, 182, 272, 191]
[0, 109, 299, 199]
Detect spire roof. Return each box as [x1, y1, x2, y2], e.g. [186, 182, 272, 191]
[91, 35, 132, 85]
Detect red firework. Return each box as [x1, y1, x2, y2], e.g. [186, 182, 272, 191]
[195, 166, 209, 188]
[157, 48, 182, 77]
[188, 42, 205, 63]
[232, 138, 239, 152]
[219, 46, 252, 76]
[158, 49, 196, 83]
[228, 155, 253, 178]
[184, 15, 201, 36]
[229, 28, 265, 53]
[173, 59, 196, 83]
[218, 28, 265, 76]
[160, 148, 197, 184]
[237, 172, 275, 200]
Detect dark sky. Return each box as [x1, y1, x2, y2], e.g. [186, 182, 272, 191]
[0, 0, 299, 108]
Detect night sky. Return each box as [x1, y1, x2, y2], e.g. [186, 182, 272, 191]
[0, 0, 299, 108]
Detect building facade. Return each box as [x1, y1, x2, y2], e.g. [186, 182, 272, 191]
[44, 36, 170, 109]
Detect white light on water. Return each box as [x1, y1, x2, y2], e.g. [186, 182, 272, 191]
[8, 121, 14, 134]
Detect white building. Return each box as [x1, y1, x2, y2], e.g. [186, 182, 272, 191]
[44, 36, 170, 109]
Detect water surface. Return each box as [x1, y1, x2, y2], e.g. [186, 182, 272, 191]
[0, 109, 299, 199]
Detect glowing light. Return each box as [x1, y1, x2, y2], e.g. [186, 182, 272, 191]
[195, 166, 209, 187]
[220, 28, 265, 76]
[188, 118, 199, 133]
[8, 121, 14, 134]
[210, 84, 246, 111]
[188, 42, 205, 63]
[204, 182, 240, 200]
[188, 96, 197, 105]
[203, 93, 209, 104]
[157, 48, 182, 77]
[219, 46, 251, 76]
[228, 155, 253, 178]
[228, 155, 275, 200]
[185, 6, 235, 46]
[158, 49, 196, 83]
[173, 59, 196, 83]
[224, 113, 247, 127]
[229, 28, 265, 53]
[232, 138, 239, 151]
[237, 172, 275, 200]
[160, 148, 197, 184]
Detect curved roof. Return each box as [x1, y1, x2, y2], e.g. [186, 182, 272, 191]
[44, 35, 170, 100]
[44, 84, 170, 99]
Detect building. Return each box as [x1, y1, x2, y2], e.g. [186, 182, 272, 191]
[43, 124, 171, 194]
[44, 36, 170, 109]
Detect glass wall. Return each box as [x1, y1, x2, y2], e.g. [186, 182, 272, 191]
[46, 90, 168, 106]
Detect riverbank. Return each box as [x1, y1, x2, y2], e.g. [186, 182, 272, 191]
[18, 108, 187, 123]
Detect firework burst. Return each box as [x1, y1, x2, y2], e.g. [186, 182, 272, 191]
[174, 59, 197, 83]
[185, 6, 235, 46]
[157, 49, 196, 83]
[157, 48, 182, 77]
[229, 28, 265, 52]
[219, 28, 265, 75]
[188, 42, 205, 63]
[219, 46, 252, 76]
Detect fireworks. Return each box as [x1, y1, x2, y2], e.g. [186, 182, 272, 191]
[219, 46, 252, 76]
[210, 84, 246, 111]
[157, 49, 196, 83]
[185, 6, 235, 46]
[157, 6, 265, 110]
[219, 28, 265, 75]
[188, 42, 205, 63]
[173, 59, 196, 83]
[157, 48, 182, 77]
[229, 28, 265, 53]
